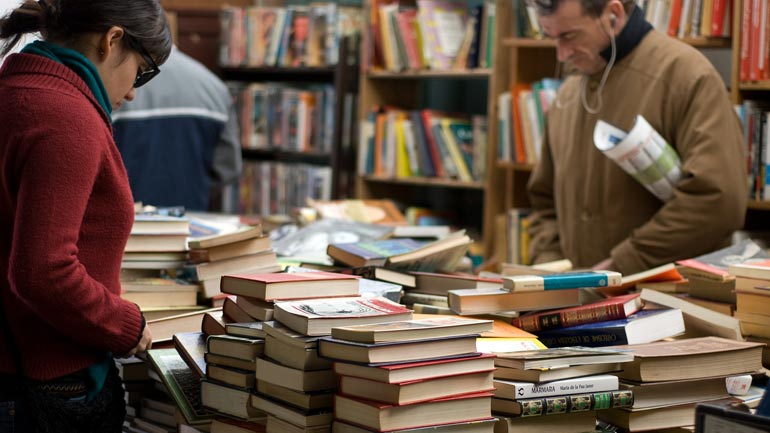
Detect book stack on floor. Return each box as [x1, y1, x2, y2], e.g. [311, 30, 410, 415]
[492, 347, 635, 433]
[117, 356, 166, 432]
[597, 337, 765, 431]
[728, 259, 770, 366]
[512, 293, 686, 348]
[184, 225, 281, 300]
[320, 316, 498, 433]
[400, 271, 503, 316]
[250, 295, 413, 433]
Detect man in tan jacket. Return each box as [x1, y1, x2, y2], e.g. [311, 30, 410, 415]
[526, 0, 747, 274]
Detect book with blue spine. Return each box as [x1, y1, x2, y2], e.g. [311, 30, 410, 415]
[503, 270, 622, 292]
[535, 308, 685, 348]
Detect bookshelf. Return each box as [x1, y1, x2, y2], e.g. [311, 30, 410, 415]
[219, 53, 360, 200]
[355, 0, 504, 257]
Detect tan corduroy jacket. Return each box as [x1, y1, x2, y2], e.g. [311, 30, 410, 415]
[527, 30, 747, 275]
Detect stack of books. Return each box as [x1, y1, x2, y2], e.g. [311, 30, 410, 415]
[512, 293, 686, 348]
[728, 259, 770, 364]
[184, 225, 280, 299]
[200, 331, 267, 423]
[321, 316, 497, 432]
[675, 239, 770, 319]
[121, 214, 199, 318]
[598, 337, 765, 431]
[400, 271, 503, 315]
[247, 295, 413, 432]
[447, 270, 621, 316]
[492, 347, 635, 433]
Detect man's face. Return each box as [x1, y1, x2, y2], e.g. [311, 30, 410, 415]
[538, 0, 612, 74]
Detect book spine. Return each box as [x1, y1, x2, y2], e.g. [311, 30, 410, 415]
[505, 271, 622, 292]
[509, 375, 619, 400]
[517, 390, 634, 417]
[535, 325, 630, 348]
[512, 301, 626, 332]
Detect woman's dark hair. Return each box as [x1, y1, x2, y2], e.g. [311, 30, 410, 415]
[0, 0, 171, 64]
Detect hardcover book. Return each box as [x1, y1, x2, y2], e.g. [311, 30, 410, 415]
[610, 337, 764, 382]
[330, 316, 493, 343]
[317, 334, 478, 364]
[332, 419, 497, 433]
[491, 389, 634, 417]
[338, 370, 495, 405]
[494, 347, 635, 370]
[512, 293, 643, 332]
[273, 296, 413, 336]
[334, 392, 492, 431]
[220, 271, 360, 301]
[332, 352, 495, 383]
[447, 287, 581, 315]
[534, 308, 685, 348]
[494, 374, 619, 400]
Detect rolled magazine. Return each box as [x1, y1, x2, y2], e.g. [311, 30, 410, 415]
[593, 115, 682, 202]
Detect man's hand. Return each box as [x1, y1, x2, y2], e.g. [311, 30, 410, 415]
[127, 325, 153, 357]
[592, 257, 616, 271]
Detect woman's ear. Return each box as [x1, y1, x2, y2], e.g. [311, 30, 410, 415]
[98, 26, 125, 61]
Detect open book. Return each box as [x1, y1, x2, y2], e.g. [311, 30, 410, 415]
[593, 115, 682, 201]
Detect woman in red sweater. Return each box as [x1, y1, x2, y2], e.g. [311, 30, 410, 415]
[0, 0, 171, 431]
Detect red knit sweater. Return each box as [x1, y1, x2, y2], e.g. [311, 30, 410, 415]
[0, 54, 142, 380]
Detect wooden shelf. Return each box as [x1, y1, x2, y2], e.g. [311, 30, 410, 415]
[503, 38, 555, 48]
[747, 200, 770, 210]
[679, 36, 731, 48]
[739, 82, 770, 91]
[503, 36, 731, 49]
[361, 175, 485, 190]
[220, 66, 346, 83]
[366, 69, 492, 79]
[497, 161, 535, 171]
[241, 148, 331, 165]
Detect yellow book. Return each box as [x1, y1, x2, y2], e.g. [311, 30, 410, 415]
[395, 117, 412, 177]
[700, 0, 713, 36]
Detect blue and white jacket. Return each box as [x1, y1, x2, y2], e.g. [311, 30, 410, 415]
[113, 47, 241, 211]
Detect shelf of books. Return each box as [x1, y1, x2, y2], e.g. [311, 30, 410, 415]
[218, 3, 364, 212]
[733, 0, 770, 210]
[355, 0, 505, 257]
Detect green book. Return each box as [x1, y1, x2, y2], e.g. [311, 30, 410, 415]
[146, 348, 212, 426]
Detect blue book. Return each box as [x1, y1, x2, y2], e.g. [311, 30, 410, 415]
[503, 271, 622, 292]
[535, 309, 685, 348]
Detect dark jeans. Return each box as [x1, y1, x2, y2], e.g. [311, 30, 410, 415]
[0, 364, 125, 433]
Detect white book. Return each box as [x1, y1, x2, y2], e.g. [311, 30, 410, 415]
[494, 374, 619, 400]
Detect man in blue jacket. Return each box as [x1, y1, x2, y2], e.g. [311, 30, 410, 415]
[113, 46, 242, 211]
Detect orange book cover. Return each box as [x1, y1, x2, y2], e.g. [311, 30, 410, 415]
[667, 0, 683, 36]
[511, 83, 531, 164]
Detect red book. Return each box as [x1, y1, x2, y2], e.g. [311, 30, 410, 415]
[710, 0, 727, 36]
[511, 293, 643, 332]
[749, 0, 761, 81]
[220, 271, 360, 301]
[395, 9, 423, 70]
[740, 0, 752, 81]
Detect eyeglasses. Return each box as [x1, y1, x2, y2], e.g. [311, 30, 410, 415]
[126, 36, 160, 88]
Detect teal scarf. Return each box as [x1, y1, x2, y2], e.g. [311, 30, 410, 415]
[22, 40, 112, 119]
[21, 40, 114, 401]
